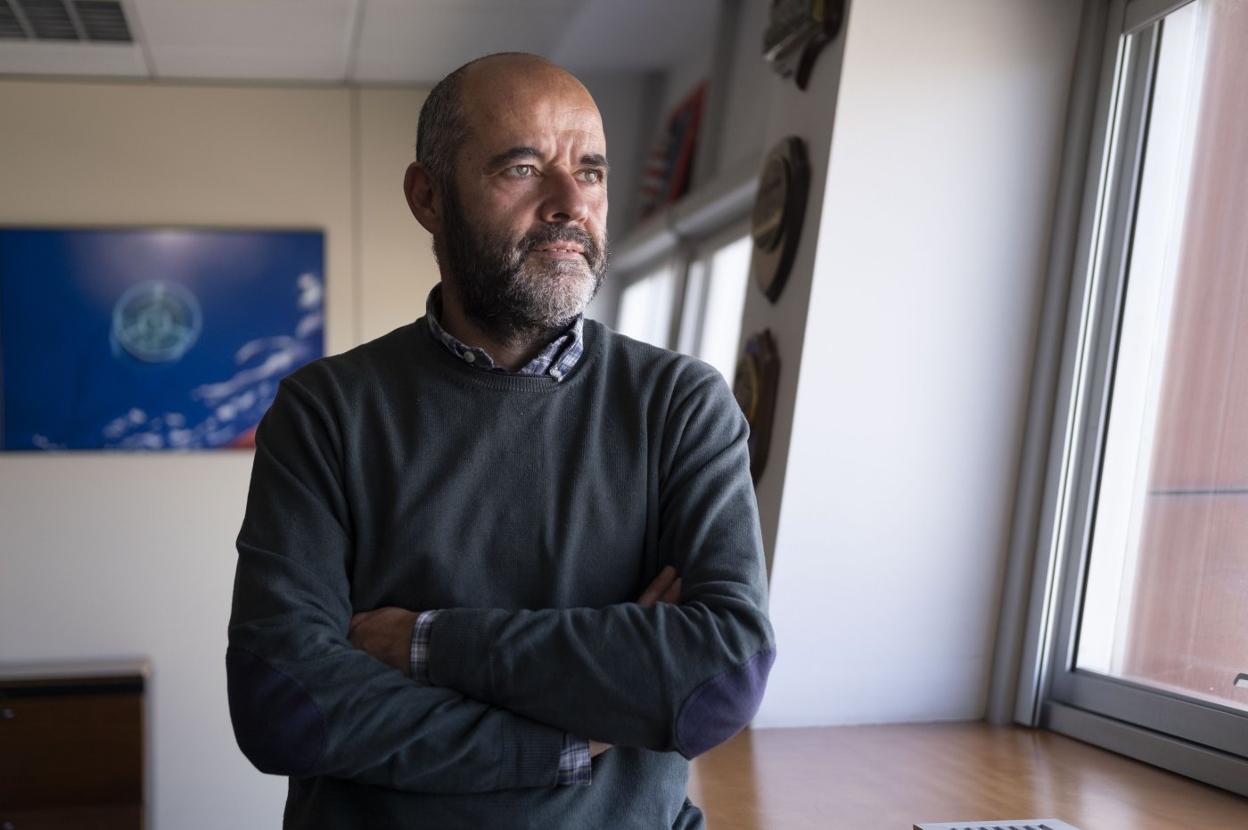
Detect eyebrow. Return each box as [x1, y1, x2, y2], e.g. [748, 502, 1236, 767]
[485, 146, 542, 170]
[484, 146, 610, 171]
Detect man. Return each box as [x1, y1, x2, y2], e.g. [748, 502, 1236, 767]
[227, 52, 774, 829]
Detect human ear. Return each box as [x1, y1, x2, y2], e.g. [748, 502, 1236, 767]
[404, 162, 442, 235]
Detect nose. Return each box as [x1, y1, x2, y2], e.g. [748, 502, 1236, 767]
[539, 169, 589, 225]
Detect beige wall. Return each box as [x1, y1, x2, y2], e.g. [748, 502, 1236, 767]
[0, 79, 437, 829]
[357, 86, 436, 341]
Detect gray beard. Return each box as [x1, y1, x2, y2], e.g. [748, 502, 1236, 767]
[438, 187, 608, 347]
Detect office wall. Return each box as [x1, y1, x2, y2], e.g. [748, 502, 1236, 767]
[356, 86, 437, 342]
[749, 0, 1084, 726]
[580, 71, 652, 326]
[716, 0, 774, 178]
[0, 79, 436, 829]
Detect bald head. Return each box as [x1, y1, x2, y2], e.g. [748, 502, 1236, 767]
[461, 52, 577, 87]
[417, 53, 600, 193]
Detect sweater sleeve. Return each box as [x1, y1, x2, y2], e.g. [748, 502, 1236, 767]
[426, 370, 776, 759]
[226, 378, 565, 793]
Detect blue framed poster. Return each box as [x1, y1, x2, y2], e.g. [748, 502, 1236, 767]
[0, 227, 325, 451]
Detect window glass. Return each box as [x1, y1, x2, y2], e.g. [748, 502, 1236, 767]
[675, 260, 707, 356]
[617, 231, 751, 380]
[697, 235, 752, 383]
[617, 266, 677, 349]
[1076, 0, 1248, 713]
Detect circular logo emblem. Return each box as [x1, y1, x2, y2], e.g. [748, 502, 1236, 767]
[112, 280, 203, 363]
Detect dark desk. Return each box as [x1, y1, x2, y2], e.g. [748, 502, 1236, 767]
[0, 660, 147, 830]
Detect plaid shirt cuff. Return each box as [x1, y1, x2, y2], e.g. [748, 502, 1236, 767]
[409, 610, 439, 685]
[557, 734, 593, 786]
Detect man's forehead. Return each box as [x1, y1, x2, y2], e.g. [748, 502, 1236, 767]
[459, 60, 605, 153]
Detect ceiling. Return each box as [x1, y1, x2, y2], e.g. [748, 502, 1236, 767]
[0, 0, 718, 83]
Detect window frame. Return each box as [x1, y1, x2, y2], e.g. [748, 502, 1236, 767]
[1019, 0, 1248, 796]
[674, 218, 752, 363]
[611, 162, 758, 356]
[614, 219, 752, 362]
[614, 252, 685, 350]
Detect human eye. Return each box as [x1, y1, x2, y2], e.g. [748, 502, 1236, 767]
[576, 168, 605, 185]
[506, 164, 536, 178]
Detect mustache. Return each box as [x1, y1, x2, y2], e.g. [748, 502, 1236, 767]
[519, 225, 602, 262]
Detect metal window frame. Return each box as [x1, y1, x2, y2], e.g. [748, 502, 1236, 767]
[1010, 0, 1248, 797]
[674, 217, 753, 358]
[617, 216, 752, 359]
[612, 159, 758, 351]
[614, 251, 687, 351]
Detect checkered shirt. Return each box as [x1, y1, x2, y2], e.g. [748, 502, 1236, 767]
[424, 284, 585, 381]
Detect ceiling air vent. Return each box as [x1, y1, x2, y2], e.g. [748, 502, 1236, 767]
[0, 0, 133, 42]
[74, 0, 130, 41]
[18, 0, 76, 40]
[915, 821, 1083, 830]
[0, 4, 24, 38]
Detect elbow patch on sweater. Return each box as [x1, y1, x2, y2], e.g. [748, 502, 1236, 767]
[227, 647, 326, 777]
[675, 647, 775, 758]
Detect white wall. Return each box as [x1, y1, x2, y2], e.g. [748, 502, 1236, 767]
[0, 79, 438, 829]
[656, 29, 715, 134]
[580, 71, 652, 325]
[748, 0, 1084, 726]
[580, 72, 650, 245]
[716, 0, 775, 178]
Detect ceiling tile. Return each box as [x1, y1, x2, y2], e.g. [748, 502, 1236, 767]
[552, 0, 718, 73]
[0, 40, 148, 77]
[133, 0, 358, 81]
[351, 0, 586, 83]
[0, 0, 713, 84]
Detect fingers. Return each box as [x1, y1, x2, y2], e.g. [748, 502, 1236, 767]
[660, 577, 681, 605]
[348, 606, 396, 635]
[637, 566, 680, 608]
[347, 608, 419, 673]
[636, 565, 676, 607]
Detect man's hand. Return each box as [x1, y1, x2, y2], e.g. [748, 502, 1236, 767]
[637, 565, 681, 609]
[349, 607, 419, 675]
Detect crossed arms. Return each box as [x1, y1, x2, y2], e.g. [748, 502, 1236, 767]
[226, 372, 775, 794]
[346, 565, 685, 761]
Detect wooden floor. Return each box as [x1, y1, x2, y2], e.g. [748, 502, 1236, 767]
[688, 723, 1248, 830]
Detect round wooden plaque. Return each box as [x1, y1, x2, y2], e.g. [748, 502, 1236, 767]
[750, 136, 810, 303]
[732, 329, 780, 484]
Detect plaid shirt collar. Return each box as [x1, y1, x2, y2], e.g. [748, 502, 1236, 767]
[424, 283, 585, 382]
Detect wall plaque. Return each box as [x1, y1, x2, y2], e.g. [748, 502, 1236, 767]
[733, 330, 780, 484]
[751, 136, 810, 303]
[762, 0, 844, 90]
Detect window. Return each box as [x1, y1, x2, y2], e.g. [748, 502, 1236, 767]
[675, 229, 752, 382]
[616, 263, 679, 349]
[1035, 0, 1248, 794]
[608, 151, 758, 380]
[615, 226, 752, 382]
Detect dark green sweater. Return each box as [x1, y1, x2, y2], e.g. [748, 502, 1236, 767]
[227, 317, 775, 829]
